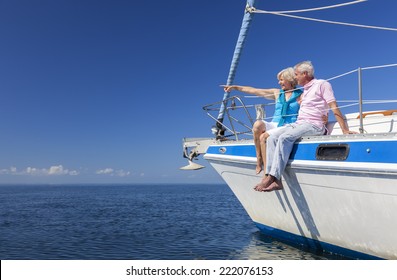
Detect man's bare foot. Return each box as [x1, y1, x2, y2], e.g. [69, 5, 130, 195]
[254, 175, 274, 192]
[263, 178, 283, 192]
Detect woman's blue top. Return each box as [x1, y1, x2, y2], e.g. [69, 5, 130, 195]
[271, 88, 302, 127]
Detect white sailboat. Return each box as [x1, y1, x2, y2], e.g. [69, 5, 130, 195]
[181, 0, 397, 259]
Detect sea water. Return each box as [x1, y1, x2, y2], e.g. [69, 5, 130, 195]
[0, 184, 337, 260]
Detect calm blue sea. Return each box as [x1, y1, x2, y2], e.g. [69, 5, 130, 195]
[0, 184, 336, 260]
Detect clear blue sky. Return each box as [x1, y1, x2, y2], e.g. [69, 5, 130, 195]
[1, 0, 396, 184]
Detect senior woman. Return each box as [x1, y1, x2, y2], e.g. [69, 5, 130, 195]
[223, 67, 302, 179]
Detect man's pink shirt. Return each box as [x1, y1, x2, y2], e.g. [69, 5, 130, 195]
[296, 79, 336, 129]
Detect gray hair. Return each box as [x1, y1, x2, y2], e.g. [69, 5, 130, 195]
[294, 61, 315, 78]
[277, 67, 298, 88]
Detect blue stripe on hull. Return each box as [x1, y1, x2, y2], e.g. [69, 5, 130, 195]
[291, 140, 397, 163]
[206, 145, 255, 157]
[254, 222, 382, 260]
[206, 140, 397, 164]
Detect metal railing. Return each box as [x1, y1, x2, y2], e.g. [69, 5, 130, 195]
[203, 95, 270, 140]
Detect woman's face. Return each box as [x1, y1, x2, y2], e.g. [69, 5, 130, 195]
[278, 76, 293, 90]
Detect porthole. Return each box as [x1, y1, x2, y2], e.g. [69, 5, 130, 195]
[315, 144, 350, 161]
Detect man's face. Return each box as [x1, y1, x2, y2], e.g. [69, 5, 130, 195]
[295, 69, 306, 86]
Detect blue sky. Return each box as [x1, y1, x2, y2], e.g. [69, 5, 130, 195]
[0, 0, 396, 184]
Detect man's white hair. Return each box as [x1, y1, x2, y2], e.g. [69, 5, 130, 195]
[294, 61, 315, 78]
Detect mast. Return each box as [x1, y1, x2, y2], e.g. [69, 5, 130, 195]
[214, 0, 256, 139]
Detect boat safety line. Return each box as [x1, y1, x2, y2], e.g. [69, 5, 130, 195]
[338, 100, 397, 103]
[240, 99, 397, 122]
[244, 63, 397, 101]
[326, 69, 358, 82]
[327, 64, 397, 81]
[362, 63, 397, 71]
[243, 64, 397, 90]
[251, 0, 366, 14]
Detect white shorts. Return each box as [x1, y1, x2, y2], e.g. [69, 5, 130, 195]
[263, 121, 288, 136]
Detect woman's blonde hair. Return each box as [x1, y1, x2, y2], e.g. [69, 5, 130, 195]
[277, 67, 298, 88]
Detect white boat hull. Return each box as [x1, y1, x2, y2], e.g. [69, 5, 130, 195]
[204, 134, 397, 259]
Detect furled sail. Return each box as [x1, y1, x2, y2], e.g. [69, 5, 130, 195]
[214, 0, 256, 139]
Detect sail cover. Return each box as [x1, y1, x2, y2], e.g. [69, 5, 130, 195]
[215, 0, 256, 138]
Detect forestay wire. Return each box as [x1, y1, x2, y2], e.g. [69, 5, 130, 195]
[251, 0, 397, 32]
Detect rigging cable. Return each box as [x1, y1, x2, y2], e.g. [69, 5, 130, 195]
[256, 0, 367, 14]
[251, 0, 397, 32]
[254, 11, 397, 32]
